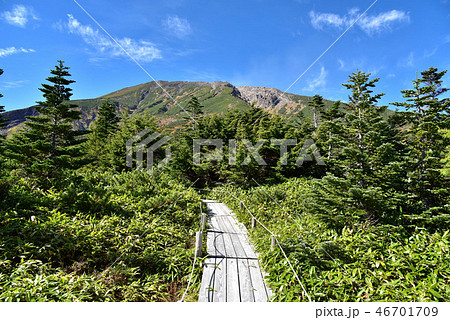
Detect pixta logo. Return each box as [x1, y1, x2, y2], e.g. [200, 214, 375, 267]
[126, 129, 172, 170]
[193, 138, 325, 166]
[126, 131, 324, 171]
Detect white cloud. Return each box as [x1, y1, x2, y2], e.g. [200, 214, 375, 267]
[359, 10, 410, 34]
[309, 8, 409, 35]
[0, 47, 35, 58]
[338, 59, 345, 70]
[163, 15, 192, 38]
[66, 14, 162, 63]
[310, 11, 345, 30]
[1, 80, 29, 89]
[303, 66, 327, 92]
[1, 5, 38, 28]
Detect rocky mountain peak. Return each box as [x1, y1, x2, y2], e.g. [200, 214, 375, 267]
[236, 86, 295, 110]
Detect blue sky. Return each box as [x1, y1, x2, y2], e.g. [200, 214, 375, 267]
[1, 0, 449, 111]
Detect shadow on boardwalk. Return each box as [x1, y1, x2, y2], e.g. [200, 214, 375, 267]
[198, 200, 272, 302]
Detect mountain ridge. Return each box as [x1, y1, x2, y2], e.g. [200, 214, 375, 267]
[2, 80, 337, 132]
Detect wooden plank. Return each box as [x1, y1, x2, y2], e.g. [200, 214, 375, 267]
[237, 259, 255, 302]
[218, 215, 237, 234]
[202, 199, 218, 203]
[209, 202, 225, 217]
[198, 258, 216, 302]
[219, 203, 234, 216]
[213, 231, 226, 258]
[207, 213, 222, 232]
[220, 211, 241, 234]
[248, 259, 270, 302]
[219, 213, 241, 234]
[199, 200, 273, 302]
[219, 210, 258, 259]
[226, 258, 240, 302]
[206, 230, 217, 257]
[216, 217, 237, 258]
[228, 232, 248, 259]
[212, 256, 226, 302]
[217, 207, 240, 301]
[236, 233, 258, 259]
[220, 215, 253, 260]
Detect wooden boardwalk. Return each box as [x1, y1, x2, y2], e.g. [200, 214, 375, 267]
[198, 200, 272, 302]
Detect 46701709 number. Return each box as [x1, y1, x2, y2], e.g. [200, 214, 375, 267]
[376, 307, 438, 317]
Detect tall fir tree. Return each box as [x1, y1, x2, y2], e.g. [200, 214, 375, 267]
[392, 67, 449, 225]
[315, 71, 405, 224]
[316, 100, 346, 167]
[0, 69, 8, 130]
[308, 94, 325, 129]
[6, 60, 85, 184]
[184, 96, 203, 130]
[84, 99, 119, 165]
[96, 99, 119, 139]
[322, 100, 344, 121]
[0, 68, 9, 176]
[341, 70, 386, 189]
[442, 129, 450, 178]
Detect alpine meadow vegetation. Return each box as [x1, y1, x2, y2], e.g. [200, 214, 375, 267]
[0, 61, 448, 301]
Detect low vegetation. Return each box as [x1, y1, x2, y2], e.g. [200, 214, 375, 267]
[209, 180, 450, 301]
[0, 62, 448, 301]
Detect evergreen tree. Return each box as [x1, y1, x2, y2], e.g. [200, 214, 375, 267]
[316, 104, 345, 166]
[392, 67, 449, 225]
[0, 69, 9, 176]
[5, 60, 85, 184]
[316, 71, 405, 224]
[442, 129, 450, 177]
[96, 99, 119, 139]
[341, 70, 386, 189]
[84, 99, 119, 164]
[308, 94, 325, 129]
[322, 100, 344, 121]
[0, 69, 9, 130]
[316, 100, 346, 168]
[97, 113, 158, 172]
[184, 96, 203, 130]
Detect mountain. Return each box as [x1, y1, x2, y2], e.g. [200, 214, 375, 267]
[2, 81, 337, 132]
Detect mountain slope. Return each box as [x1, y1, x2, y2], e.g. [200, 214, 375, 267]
[3, 80, 338, 132]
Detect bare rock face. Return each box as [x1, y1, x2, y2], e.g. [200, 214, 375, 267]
[236, 86, 294, 111]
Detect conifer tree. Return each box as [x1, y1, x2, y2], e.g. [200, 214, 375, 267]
[341, 70, 385, 189]
[84, 99, 119, 166]
[6, 60, 84, 184]
[96, 99, 119, 139]
[322, 100, 344, 121]
[0, 69, 8, 175]
[316, 71, 405, 223]
[99, 114, 158, 171]
[442, 129, 450, 177]
[316, 102, 345, 166]
[0, 69, 8, 130]
[392, 67, 449, 223]
[184, 96, 203, 130]
[308, 94, 325, 129]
